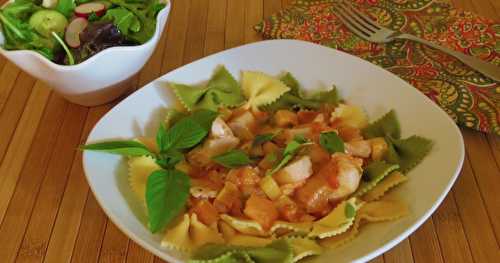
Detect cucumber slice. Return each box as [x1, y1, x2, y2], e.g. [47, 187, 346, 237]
[29, 10, 68, 38]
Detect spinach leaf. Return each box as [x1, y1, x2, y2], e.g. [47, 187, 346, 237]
[108, 0, 165, 43]
[3, 1, 41, 20]
[56, 0, 76, 18]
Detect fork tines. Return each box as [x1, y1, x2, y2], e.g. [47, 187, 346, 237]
[334, 1, 381, 38]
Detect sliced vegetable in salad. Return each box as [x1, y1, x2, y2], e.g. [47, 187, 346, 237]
[83, 66, 432, 262]
[0, 0, 167, 65]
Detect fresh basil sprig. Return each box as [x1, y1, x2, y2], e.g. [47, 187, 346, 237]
[212, 149, 252, 168]
[319, 131, 344, 154]
[82, 109, 218, 233]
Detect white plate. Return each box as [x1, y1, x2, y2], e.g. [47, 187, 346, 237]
[83, 40, 464, 263]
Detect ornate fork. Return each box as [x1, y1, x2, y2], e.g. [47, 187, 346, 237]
[333, 0, 500, 82]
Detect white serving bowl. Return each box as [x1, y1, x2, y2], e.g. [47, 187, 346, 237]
[83, 40, 464, 262]
[0, 1, 170, 106]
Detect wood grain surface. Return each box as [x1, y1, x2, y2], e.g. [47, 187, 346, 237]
[0, 0, 499, 262]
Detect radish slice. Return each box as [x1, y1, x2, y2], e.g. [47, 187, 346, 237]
[74, 3, 106, 18]
[65, 18, 88, 48]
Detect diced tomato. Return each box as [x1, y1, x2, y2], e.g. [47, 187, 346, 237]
[241, 185, 265, 198]
[274, 110, 299, 127]
[275, 196, 305, 222]
[239, 166, 261, 185]
[191, 177, 222, 193]
[337, 125, 363, 142]
[213, 182, 240, 214]
[308, 143, 330, 164]
[206, 169, 225, 189]
[229, 198, 244, 217]
[329, 118, 342, 128]
[230, 107, 248, 119]
[258, 155, 275, 170]
[262, 141, 279, 155]
[191, 200, 219, 226]
[227, 166, 261, 187]
[243, 194, 279, 229]
[297, 111, 319, 124]
[253, 110, 270, 123]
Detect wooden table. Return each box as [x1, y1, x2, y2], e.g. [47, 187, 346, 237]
[0, 0, 498, 262]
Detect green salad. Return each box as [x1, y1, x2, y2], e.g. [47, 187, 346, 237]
[0, 0, 166, 65]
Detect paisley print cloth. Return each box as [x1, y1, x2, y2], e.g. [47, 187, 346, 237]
[255, 0, 500, 135]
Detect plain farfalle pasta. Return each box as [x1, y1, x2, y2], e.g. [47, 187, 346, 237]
[320, 199, 410, 248]
[309, 198, 361, 239]
[241, 71, 291, 111]
[362, 171, 408, 202]
[161, 213, 224, 252]
[128, 156, 161, 201]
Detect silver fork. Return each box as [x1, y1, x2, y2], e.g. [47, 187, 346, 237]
[334, 0, 500, 82]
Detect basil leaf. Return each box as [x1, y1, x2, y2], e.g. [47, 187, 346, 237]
[263, 152, 278, 164]
[156, 149, 184, 169]
[156, 123, 168, 153]
[345, 202, 356, 218]
[292, 134, 308, 144]
[267, 154, 294, 176]
[188, 109, 219, 131]
[165, 118, 207, 150]
[252, 133, 275, 147]
[266, 138, 307, 176]
[283, 140, 302, 156]
[213, 150, 252, 168]
[319, 132, 344, 154]
[165, 109, 187, 128]
[82, 140, 152, 156]
[146, 169, 190, 233]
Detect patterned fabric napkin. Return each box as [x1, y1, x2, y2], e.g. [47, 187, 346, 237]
[255, 0, 500, 135]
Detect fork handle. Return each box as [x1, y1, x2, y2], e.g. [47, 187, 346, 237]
[396, 33, 500, 82]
